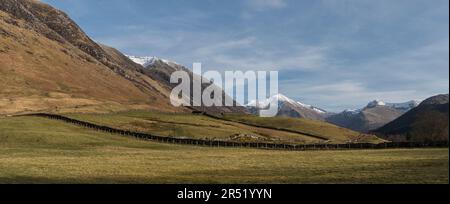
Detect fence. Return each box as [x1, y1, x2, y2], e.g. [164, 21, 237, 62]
[203, 112, 330, 141]
[18, 113, 449, 151]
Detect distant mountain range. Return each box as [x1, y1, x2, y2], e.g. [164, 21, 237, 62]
[128, 55, 423, 132]
[244, 93, 421, 132]
[326, 100, 420, 132]
[246, 93, 448, 141]
[375, 94, 449, 142]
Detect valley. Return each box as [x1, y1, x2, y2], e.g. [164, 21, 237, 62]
[0, 116, 448, 184]
[0, 0, 448, 184]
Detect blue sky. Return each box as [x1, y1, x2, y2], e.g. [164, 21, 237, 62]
[42, 0, 449, 112]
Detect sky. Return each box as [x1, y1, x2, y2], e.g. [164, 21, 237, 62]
[42, 0, 449, 112]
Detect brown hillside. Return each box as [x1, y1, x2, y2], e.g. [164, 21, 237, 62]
[0, 0, 185, 114]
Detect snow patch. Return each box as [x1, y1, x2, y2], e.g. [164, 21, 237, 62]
[126, 55, 180, 67]
[366, 99, 420, 110]
[386, 100, 420, 110]
[246, 94, 327, 114]
[367, 100, 386, 108]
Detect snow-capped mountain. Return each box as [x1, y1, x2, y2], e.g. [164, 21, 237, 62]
[375, 94, 449, 142]
[366, 100, 387, 108]
[126, 55, 248, 114]
[246, 94, 327, 120]
[343, 100, 420, 115]
[126, 55, 180, 68]
[247, 94, 295, 108]
[367, 100, 420, 111]
[386, 100, 421, 111]
[326, 99, 421, 132]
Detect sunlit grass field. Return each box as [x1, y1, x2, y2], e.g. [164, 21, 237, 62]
[65, 110, 383, 144]
[0, 116, 448, 184]
[66, 111, 322, 144]
[222, 114, 384, 143]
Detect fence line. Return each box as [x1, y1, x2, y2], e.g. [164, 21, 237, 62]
[17, 113, 449, 151]
[203, 113, 330, 141]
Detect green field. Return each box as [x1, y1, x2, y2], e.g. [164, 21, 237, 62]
[64, 111, 383, 144]
[0, 116, 448, 184]
[222, 114, 384, 143]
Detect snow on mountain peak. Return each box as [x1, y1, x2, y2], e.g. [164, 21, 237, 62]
[386, 100, 421, 110]
[367, 100, 386, 108]
[365, 99, 420, 110]
[126, 55, 156, 66]
[274, 94, 296, 104]
[126, 55, 180, 67]
[246, 94, 326, 114]
[247, 94, 295, 108]
[343, 109, 361, 114]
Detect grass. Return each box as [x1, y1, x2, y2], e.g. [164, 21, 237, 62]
[65, 110, 385, 144]
[223, 114, 384, 143]
[0, 116, 448, 184]
[65, 111, 326, 144]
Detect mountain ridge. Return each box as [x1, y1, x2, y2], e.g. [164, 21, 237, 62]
[375, 94, 449, 142]
[326, 99, 420, 132]
[127, 55, 181, 68]
[246, 93, 327, 121]
[126, 54, 249, 114]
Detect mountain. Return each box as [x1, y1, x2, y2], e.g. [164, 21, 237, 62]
[127, 55, 181, 68]
[1, 0, 246, 116]
[367, 100, 420, 111]
[375, 94, 449, 142]
[0, 0, 185, 114]
[246, 94, 327, 121]
[326, 100, 419, 132]
[127, 55, 248, 114]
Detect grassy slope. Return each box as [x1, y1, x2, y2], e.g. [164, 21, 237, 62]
[223, 114, 383, 143]
[66, 111, 325, 144]
[65, 111, 385, 144]
[0, 116, 448, 184]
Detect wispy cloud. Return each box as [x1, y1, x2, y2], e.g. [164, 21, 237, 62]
[44, 0, 449, 112]
[280, 37, 449, 112]
[209, 46, 330, 71]
[246, 0, 287, 11]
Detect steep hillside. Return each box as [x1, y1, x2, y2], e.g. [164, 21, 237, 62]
[129, 55, 248, 114]
[375, 94, 449, 142]
[0, 0, 185, 114]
